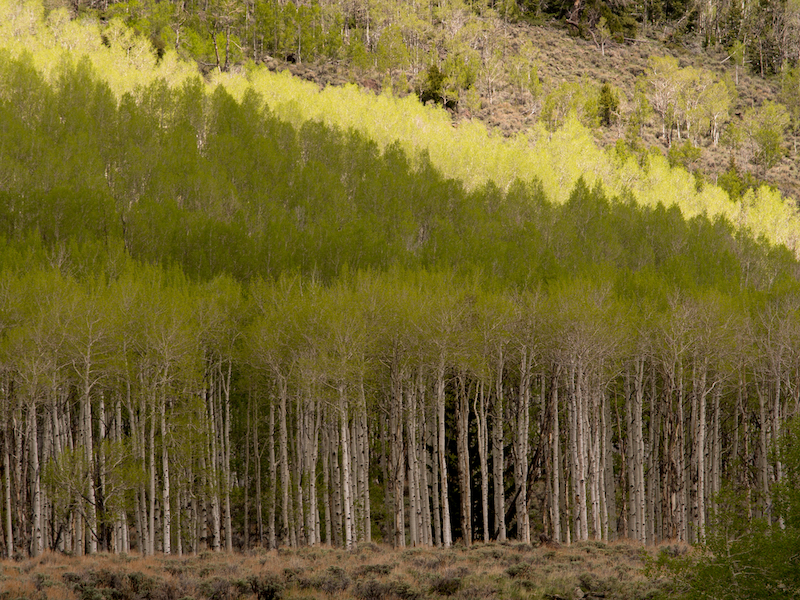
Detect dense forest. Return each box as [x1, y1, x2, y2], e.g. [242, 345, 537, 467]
[1, 0, 800, 569]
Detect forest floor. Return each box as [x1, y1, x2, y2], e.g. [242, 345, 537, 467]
[264, 20, 800, 202]
[0, 539, 679, 600]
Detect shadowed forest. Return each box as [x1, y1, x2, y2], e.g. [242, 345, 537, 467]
[1, 1, 800, 598]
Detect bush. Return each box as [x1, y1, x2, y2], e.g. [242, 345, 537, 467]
[598, 82, 619, 126]
[354, 579, 392, 600]
[314, 566, 350, 594]
[248, 575, 283, 600]
[429, 573, 462, 596]
[353, 564, 393, 578]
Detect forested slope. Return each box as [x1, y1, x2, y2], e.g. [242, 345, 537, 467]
[1, 0, 800, 561]
[42, 0, 800, 198]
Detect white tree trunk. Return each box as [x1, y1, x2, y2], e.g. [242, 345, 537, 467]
[436, 362, 452, 547]
[29, 403, 42, 557]
[161, 394, 171, 555]
[492, 352, 506, 542]
[475, 381, 490, 543]
[551, 377, 561, 543]
[339, 386, 354, 550]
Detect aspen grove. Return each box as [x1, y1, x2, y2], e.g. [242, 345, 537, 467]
[1, 262, 798, 556]
[1, 12, 800, 560]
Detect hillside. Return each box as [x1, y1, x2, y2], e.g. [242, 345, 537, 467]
[1, 2, 800, 594]
[264, 20, 799, 201]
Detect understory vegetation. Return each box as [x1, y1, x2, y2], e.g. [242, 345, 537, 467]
[0, 541, 670, 600]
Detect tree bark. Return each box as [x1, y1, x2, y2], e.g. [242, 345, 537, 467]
[339, 385, 355, 550]
[436, 360, 452, 547]
[474, 380, 490, 543]
[492, 351, 506, 542]
[456, 373, 471, 547]
[551, 373, 561, 543]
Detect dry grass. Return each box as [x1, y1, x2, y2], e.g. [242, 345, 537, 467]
[0, 541, 675, 600]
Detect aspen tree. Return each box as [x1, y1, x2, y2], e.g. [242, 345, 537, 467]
[457, 371, 472, 546]
[390, 352, 406, 547]
[339, 384, 355, 550]
[331, 418, 343, 547]
[514, 357, 531, 543]
[407, 379, 422, 545]
[268, 401, 277, 549]
[4, 419, 12, 558]
[357, 378, 371, 542]
[429, 398, 443, 547]
[474, 377, 490, 543]
[423, 278, 464, 549]
[551, 370, 562, 543]
[321, 416, 331, 546]
[70, 291, 108, 555]
[418, 377, 432, 546]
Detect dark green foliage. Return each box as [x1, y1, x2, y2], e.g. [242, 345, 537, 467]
[313, 566, 350, 594]
[656, 417, 800, 600]
[504, 563, 528, 578]
[248, 575, 284, 600]
[353, 564, 394, 578]
[417, 64, 455, 109]
[1, 50, 797, 314]
[429, 572, 462, 596]
[354, 579, 393, 600]
[717, 157, 758, 200]
[598, 82, 619, 126]
[59, 570, 171, 600]
[667, 141, 702, 170]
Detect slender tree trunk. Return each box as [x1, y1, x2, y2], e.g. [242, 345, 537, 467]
[515, 352, 531, 543]
[602, 390, 613, 541]
[294, 398, 306, 546]
[161, 393, 171, 555]
[149, 393, 157, 555]
[436, 361, 452, 547]
[245, 393, 251, 550]
[407, 384, 421, 546]
[222, 361, 233, 553]
[590, 386, 601, 540]
[339, 385, 355, 551]
[696, 359, 707, 543]
[29, 402, 42, 557]
[457, 373, 471, 547]
[677, 364, 688, 542]
[4, 431, 13, 558]
[331, 418, 342, 547]
[321, 421, 332, 546]
[268, 402, 277, 549]
[357, 379, 370, 542]
[551, 374, 561, 543]
[207, 380, 221, 552]
[279, 376, 291, 547]
[391, 372, 405, 548]
[83, 389, 98, 554]
[492, 351, 506, 542]
[420, 396, 432, 546]
[475, 380, 489, 543]
[430, 404, 442, 547]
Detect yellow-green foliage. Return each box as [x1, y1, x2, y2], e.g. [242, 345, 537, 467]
[2, 0, 799, 257]
[0, 0, 195, 95]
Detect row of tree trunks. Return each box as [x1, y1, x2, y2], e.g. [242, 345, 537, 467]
[0, 348, 793, 555]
